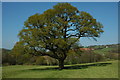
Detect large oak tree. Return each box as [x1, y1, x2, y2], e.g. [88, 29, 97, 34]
[14, 3, 104, 69]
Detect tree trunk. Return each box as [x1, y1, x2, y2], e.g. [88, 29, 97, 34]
[58, 59, 64, 70]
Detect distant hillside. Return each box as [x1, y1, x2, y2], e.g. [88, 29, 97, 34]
[88, 44, 119, 50]
[1, 44, 119, 55]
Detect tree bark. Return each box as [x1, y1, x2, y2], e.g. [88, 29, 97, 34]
[58, 59, 64, 70]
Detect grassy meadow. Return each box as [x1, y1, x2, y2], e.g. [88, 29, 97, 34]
[2, 60, 118, 78]
[94, 47, 118, 55]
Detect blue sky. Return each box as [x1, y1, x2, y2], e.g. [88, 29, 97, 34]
[2, 2, 118, 49]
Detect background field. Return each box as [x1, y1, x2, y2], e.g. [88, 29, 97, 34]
[2, 60, 118, 78]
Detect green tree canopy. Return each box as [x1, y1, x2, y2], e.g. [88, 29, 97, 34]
[13, 3, 104, 69]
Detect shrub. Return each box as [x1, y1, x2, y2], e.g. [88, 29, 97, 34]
[35, 56, 47, 65]
[43, 56, 58, 65]
[79, 51, 104, 63]
[105, 53, 118, 60]
[65, 50, 81, 65]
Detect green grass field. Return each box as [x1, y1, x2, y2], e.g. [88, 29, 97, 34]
[94, 47, 118, 55]
[2, 60, 118, 78]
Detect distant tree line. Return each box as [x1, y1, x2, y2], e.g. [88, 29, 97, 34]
[2, 44, 119, 66]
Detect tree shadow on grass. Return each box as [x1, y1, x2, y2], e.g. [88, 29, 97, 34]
[28, 62, 112, 71]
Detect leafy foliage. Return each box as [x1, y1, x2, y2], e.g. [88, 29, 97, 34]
[13, 3, 104, 69]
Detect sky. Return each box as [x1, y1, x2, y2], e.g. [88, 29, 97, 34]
[2, 2, 118, 49]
